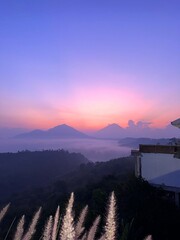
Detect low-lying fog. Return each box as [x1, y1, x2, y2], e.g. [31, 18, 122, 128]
[0, 138, 131, 162]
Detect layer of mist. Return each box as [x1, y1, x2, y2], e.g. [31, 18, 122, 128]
[0, 138, 131, 162]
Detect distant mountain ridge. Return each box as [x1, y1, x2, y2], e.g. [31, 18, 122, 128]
[0, 127, 29, 139]
[14, 122, 180, 139]
[94, 123, 125, 139]
[16, 124, 89, 139]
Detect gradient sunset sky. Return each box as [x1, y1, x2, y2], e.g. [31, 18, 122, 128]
[0, 0, 180, 131]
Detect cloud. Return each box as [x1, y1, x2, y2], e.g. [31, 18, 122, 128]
[127, 120, 152, 129]
[136, 121, 152, 128]
[125, 120, 179, 138]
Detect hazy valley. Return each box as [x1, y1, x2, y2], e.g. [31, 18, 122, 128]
[0, 123, 178, 162]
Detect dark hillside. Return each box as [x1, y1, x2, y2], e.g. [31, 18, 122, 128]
[0, 155, 180, 240]
[2, 156, 135, 207]
[58, 156, 135, 190]
[0, 150, 88, 201]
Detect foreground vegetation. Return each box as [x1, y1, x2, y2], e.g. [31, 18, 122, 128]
[0, 150, 88, 202]
[0, 192, 152, 240]
[0, 151, 180, 240]
[1, 176, 180, 240]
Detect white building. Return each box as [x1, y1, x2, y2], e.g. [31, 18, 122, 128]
[133, 144, 180, 206]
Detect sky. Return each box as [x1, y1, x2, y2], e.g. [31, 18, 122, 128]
[0, 0, 180, 132]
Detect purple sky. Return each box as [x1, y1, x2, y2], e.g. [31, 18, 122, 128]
[0, 0, 180, 132]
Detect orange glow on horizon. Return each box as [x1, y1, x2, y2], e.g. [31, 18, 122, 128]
[1, 85, 179, 131]
[6, 115, 177, 133]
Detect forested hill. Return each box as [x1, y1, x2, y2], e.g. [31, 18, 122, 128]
[2, 156, 135, 208]
[58, 156, 135, 191]
[0, 150, 88, 201]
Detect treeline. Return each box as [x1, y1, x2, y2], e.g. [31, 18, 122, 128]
[0, 150, 88, 201]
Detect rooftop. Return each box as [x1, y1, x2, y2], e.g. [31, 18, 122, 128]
[139, 144, 180, 155]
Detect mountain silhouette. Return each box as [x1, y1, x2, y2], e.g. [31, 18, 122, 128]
[15, 124, 89, 139]
[14, 122, 180, 140]
[94, 123, 125, 139]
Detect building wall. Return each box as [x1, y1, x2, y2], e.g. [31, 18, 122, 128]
[141, 153, 180, 188]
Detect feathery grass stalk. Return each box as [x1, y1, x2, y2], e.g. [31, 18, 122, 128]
[144, 235, 152, 240]
[4, 217, 17, 240]
[75, 205, 88, 238]
[52, 206, 60, 240]
[104, 192, 116, 240]
[22, 207, 42, 240]
[98, 234, 105, 240]
[80, 232, 87, 240]
[87, 215, 101, 240]
[0, 203, 10, 223]
[60, 192, 75, 240]
[14, 215, 25, 240]
[43, 215, 53, 240]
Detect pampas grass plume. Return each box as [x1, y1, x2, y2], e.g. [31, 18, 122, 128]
[87, 215, 101, 240]
[60, 192, 75, 240]
[80, 232, 87, 240]
[43, 215, 53, 240]
[104, 192, 116, 240]
[0, 203, 10, 223]
[144, 235, 153, 240]
[98, 234, 105, 240]
[52, 206, 60, 240]
[75, 205, 88, 238]
[22, 207, 42, 240]
[14, 215, 25, 240]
